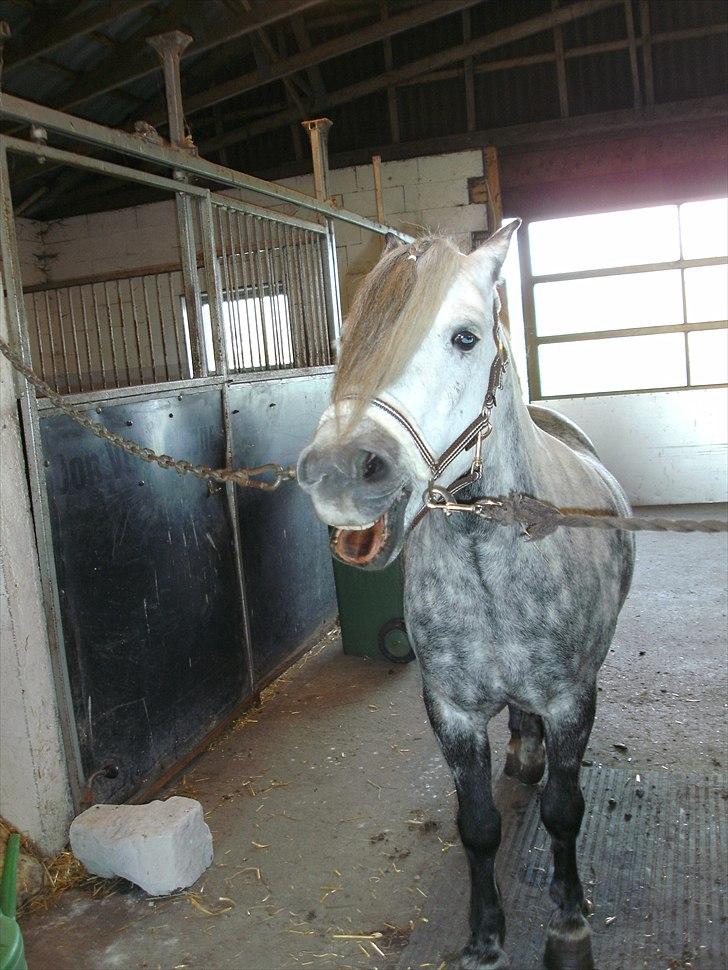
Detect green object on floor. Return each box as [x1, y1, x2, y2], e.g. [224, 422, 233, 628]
[0, 834, 27, 970]
[332, 554, 415, 663]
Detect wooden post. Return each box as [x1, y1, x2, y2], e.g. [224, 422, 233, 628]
[483, 146, 511, 331]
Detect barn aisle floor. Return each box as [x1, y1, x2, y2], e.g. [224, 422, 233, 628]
[22, 505, 727, 970]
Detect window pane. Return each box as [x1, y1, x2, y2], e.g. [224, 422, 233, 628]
[680, 198, 728, 259]
[529, 206, 680, 276]
[688, 329, 728, 385]
[684, 265, 728, 323]
[538, 333, 687, 396]
[534, 270, 683, 336]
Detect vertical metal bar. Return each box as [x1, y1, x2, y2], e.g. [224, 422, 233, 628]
[0, 141, 85, 804]
[65, 288, 83, 393]
[234, 212, 260, 369]
[43, 290, 58, 391]
[639, 0, 654, 106]
[166, 272, 186, 380]
[311, 233, 328, 366]
[154, 273, 171, 381]
[225, 208, 247, 371]
[30, 292, 47, 382]
[263, 219, 284, 367]
[114, 279, 132, 387]
[217, 206, 238, 372]
[623, 0, 643, 109]
[298, 230, 316, 365]
[677, 203, 691, 387]
[140, 276, 159, 383]
[198, 193, 226, 377]
[52, 290, 72, 394]
[77, 286, 95, 391]
[250, 218, 272, 368]
[102, 281, 120, 388]
[146, 31, 206, 380]
[126, 278, 144, 384]
[274, 220, 295, 365]
[198, 189, 256, 696]
[289, 227, 309, 366]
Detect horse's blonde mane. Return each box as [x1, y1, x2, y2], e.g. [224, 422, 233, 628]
[332, 235, 463, 434]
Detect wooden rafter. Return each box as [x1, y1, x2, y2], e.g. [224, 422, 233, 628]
[201, 0, 621, 155]
[47, 0, 325, 113]
[4, 0, 157, 72]
[143, 0, 486, 126]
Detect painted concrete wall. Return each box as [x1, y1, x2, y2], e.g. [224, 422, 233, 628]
[0, 285, 74, 854]
[531, 389, 728, 506]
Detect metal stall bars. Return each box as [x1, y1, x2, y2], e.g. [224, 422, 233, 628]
[0, 85, 411, 805]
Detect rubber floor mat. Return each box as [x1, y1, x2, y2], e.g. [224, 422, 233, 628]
[395, 767, 727, 970]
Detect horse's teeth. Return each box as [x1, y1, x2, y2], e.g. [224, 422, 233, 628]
[337, 520, 377, 531]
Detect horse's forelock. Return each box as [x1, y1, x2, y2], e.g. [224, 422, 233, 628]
[332, 236, 463, 435]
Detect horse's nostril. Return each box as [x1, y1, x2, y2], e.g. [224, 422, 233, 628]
[361, 450, 388, 483]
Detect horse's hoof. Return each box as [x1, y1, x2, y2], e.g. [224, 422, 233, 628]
[504, 749, 545, 786]
[543, 913, 594, 970]
[457, 942, 510, 969]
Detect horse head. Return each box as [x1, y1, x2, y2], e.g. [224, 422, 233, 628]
[297, 221, 519, 570]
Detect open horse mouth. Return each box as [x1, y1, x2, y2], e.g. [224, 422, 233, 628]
[331, 489, 410, 569]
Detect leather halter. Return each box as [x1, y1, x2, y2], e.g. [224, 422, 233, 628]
[350, 311, 507, 531]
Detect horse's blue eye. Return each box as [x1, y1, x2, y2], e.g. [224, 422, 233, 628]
[452, 329, 479, 350]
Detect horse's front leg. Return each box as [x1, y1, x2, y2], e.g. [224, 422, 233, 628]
[541, 687, 596, 970]
[423, 686, 508, 970]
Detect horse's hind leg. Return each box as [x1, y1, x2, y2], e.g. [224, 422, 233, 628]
[504, 705, 545, 785]
[423, 687, 509, 969]
[541, 687, 596, 970]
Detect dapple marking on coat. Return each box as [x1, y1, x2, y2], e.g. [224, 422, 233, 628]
[298, 224, 634, 970]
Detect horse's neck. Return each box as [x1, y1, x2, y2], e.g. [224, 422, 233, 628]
[477, 358, 539, 496]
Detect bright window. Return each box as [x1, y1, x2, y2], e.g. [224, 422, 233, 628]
[523, 199, 728, 398]
[183, 289, 293, 373]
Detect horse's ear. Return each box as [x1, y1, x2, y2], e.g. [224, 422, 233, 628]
[468, 218, 521, 283]
[384, 232, 404, 253]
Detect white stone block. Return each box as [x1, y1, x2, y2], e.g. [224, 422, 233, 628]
[70, 797, 213, 896]
[418, 150, 483, 183]
[420, 203, 488, 234]
[404, 179, 468, 212]
[328, 166, 358, 195]
[354, 164, 375, 191]
[380, 158, 419, 187]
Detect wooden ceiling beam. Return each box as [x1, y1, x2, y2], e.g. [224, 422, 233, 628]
[49, 0, 325, 114]
[4, 0, 158, 72]
[144, 0, 487, 125]
[202, 0, 622, 154]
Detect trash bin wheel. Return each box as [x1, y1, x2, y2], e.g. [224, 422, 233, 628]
[377, 618, 415, 664]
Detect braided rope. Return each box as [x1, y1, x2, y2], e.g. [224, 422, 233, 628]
[0, 336, 296, 491]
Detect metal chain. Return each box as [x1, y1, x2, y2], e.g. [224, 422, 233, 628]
[2, 336, 725, 536]
[424, 487, 728, 540]
[0, 336, 297, 491]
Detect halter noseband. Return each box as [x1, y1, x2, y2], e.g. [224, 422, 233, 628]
[365, 314, 508, 530]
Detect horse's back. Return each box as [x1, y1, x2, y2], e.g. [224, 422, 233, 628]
[527, 404, 599, 458]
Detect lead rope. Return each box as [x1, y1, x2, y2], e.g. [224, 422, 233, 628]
[2, 336, 726, 538]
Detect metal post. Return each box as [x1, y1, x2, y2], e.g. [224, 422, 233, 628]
[302, 118, 341, 360]
[147, 30, 206, 377]
[0, 142, 85, 805]
[199, 192, 256, 699]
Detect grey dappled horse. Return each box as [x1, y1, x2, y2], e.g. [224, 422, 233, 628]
[298, 224, 634, 969]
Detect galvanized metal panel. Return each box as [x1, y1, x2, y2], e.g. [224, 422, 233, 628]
[229, 373, 336, 682]
[39, 387, 247, 803]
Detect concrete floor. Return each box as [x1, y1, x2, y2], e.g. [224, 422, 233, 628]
[22, 505, 727, 970]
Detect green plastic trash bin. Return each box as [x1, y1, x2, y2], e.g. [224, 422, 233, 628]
[0, 834, 27, 970]
[332, 554, 415, 663]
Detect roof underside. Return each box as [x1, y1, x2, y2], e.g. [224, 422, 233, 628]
[1, 0, 726, 220]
